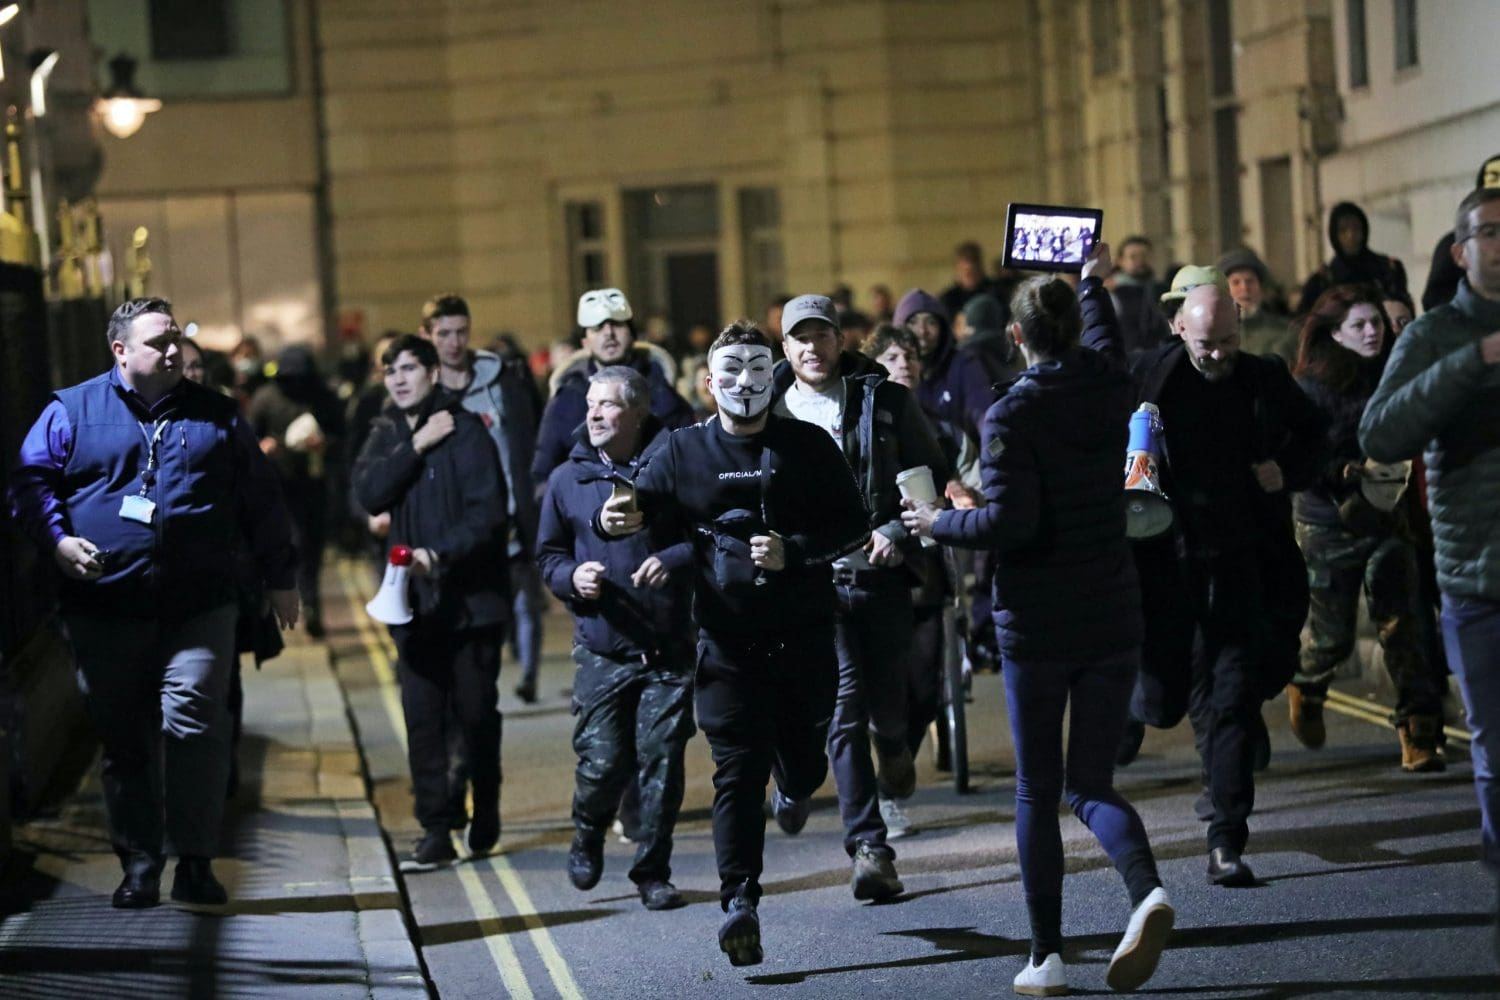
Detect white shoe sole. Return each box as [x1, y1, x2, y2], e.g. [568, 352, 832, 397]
[1107, 894, 1174, 991]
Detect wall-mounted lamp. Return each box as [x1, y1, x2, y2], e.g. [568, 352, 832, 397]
[28, 49, 58, 117]
[97, 54, 161, 139]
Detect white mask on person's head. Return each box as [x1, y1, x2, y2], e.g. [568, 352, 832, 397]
[707, 344, 774, 420]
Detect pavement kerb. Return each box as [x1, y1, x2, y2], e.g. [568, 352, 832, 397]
[283, 641, 433, 999]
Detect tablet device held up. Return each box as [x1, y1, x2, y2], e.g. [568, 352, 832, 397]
[1002, 202, 1104, 273]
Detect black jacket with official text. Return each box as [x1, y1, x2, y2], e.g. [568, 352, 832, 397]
[352, 393, 510, 630]
[629, 413, 869, 637]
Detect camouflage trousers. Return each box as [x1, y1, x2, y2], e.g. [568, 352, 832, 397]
[1294, 521, 1445, 721]
[571, 644, 696, 885]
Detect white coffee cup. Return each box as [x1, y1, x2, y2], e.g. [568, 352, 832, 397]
[896, 465, 939, 547]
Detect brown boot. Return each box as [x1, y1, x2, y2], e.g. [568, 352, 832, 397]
[1399, 715, 1447, 773]
[1287, 684, 1326, 749]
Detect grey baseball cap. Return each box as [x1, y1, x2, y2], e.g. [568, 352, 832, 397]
[780, 294, 840, 337]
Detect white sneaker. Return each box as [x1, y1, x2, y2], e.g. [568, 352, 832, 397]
[879, 797, 916, 839]
[1013, 952, 1066, 996]
[611, 818, 634, 845]
[1106, 886, 1174, 992]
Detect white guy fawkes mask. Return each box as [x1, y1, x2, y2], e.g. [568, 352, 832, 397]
[708, 344, 774, 420]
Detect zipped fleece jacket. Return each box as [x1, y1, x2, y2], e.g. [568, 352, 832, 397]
[450, 349, 542, 553]
[929, 276, 1142, 661]
[535, 420, 694, 659]
[769, 351, 949, 548]
[352, 393, 510, 630]
[1360, 280, 1500, 600]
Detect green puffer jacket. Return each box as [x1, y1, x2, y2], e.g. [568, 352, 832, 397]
[1359, 280, 1500, 600]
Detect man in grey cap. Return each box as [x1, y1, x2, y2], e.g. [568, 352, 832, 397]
[1217, 248, 1296, 365]
[769, 294, 948, 901]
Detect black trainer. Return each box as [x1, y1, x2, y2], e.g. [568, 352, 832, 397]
[400, 830, 457, 874]
[568, 832, 604, 890]
[468, 806, 500, 857]
[718, 893, 763, 966]
[171, 857, 227, 906]
[514, 681, 538, 705]
[638, 879, 686, 911]
[772, 785, 810, 836]
[1206, 847, 1256, 887]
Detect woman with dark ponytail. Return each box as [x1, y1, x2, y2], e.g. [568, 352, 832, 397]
[1286, 284, 1447, 770]
[904, 244, 1172, 996]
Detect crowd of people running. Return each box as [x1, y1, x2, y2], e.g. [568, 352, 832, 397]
[12, 154, 1500, 995]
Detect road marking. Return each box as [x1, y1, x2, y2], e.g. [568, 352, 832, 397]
[1323, 688, 1473, 744]
[338, 560, 585, 1000]
[488, 855, 585, 1000]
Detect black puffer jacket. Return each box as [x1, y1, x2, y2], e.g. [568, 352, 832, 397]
[352, 393, 510, 630]
[1293, 363, 1386, 526]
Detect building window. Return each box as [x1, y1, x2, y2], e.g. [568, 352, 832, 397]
[565, 201, 607, 312]
[739, 188, 785, 321]
[1089, 0, 1121, 77]
[1393, 0, 1418, 71]
[149, 0, 233, 60]
[1346, 0, 1368, 88]
[1207, 0, 1234, 98]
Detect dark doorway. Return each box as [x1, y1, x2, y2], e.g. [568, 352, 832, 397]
[665, 253, 721, 355]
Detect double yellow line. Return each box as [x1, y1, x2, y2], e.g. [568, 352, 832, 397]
[1323, 687, 1473, 745]
[338, 561, 584, 1000]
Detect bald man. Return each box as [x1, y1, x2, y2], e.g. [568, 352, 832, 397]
[1121, 282, 1326, 887]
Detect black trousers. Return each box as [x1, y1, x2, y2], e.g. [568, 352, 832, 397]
[391, 622, 505, 833]
[695, 624, 838, 908]
[906, 604, 945, 758]
[1132, 545, 1265, 854]
[830, 578, 914, 854]
[570, 645, 695, 884]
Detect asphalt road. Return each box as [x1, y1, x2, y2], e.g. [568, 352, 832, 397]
[326, 562, 1500, 999]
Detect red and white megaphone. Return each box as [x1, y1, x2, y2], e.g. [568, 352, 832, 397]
[367, 545, 414, 625]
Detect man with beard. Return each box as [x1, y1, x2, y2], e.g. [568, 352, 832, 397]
[536, 366, 696, 912]
[1122, 282, 1325, 887]
[598, 322, 868, 966]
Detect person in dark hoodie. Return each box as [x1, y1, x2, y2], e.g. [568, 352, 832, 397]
[902, 244, 1174, 997]
[893, 288, 1000, 442]
[597, 321, 869, 967]
[248, 344, 345, 637]
[1421, 153, 1500, 311]
[959, 292, 1024, 384]
[532, 288, 695, 487]
[769, 293, 948, 902]
[1298, 200, 1411, 313]
[353, 334, 509, 874]
[536, 366, 696, 913]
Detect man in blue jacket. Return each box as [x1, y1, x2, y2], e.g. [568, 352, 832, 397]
[11, 297, 299, 909]
[536, 366, 696, 912]
[531, 288, 694, 487]
[769, 293, 948, 899]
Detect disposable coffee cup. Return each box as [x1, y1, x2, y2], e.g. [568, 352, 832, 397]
[896, 465, 939, 547]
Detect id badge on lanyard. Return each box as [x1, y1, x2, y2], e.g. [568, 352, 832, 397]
[120, 420, 166, 524]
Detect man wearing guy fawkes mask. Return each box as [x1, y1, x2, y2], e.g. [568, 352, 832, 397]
[599, 321, 869, 968]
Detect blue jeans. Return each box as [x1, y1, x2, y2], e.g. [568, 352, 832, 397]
[509, 557, 544, 686]
[1441, 592, 1500, 869]
[1004, 650, 1161, 903]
